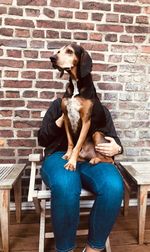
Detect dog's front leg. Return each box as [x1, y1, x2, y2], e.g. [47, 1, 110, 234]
[62, 115, 74, 161]
[65, 120, 91, 171]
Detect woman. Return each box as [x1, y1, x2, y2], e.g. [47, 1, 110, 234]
[38, 97, 124, 252]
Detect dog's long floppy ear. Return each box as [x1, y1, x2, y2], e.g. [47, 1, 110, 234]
[80, 49, 92, 78]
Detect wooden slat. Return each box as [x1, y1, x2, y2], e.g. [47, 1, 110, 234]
[0, 164, 25, 189]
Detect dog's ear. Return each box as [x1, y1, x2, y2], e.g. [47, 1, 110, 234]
[80, 49, 92, 78]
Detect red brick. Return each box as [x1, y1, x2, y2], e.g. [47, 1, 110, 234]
[83, 2, 111, 11]
[97, 83, 123, 91]
[92, 13, 103, 21]
[90, 33, 102, 41]
[0, 49, 3, 56]
[106, 14, 119, 23]
[108, 55, 122, 63]
[31, 111, 41, 118]
[0, 149, 15, 157]
[93, 64, 117, 72]
[23, 50, 38, 58]
[17, 148, 32, 156]
[111, 45, 138, 53]
[0, 7, 7, 14]
[0, 100, 25, 107]
[17, 0, 47, 5]
[14, 109, 30, 118]
[27, 60, 50, 69]
[47, 41, 68, 49]
[51, 0, 79, 8]
[134, 36, 146, 43]
[23, 91, 38, 98]
[126, 26, 149, 33]
[0, 59, 23, 68]
[5, 70, 18, 78]
[38, 71, 53, 79]
[27, 101, 50, 109]
[7, 49, 21, 58]
[43, 8, 55, 18]
[120, 35, 133, 43]
[21, 71, 36, 79]
[4, 80, 32, 88]
[105, 34, 117, 42]
[81, 43, 108, 52]
[36, 81, 63, 89]
[8, 7, 23, 16]
[0, 39, 27, 48]
[61, 32, 71, 39]
[143, 6, 150, 14]
[15, 29, 30, 38]
[40, 51, 51, 58]
[0, 130, 13, 137]
[33, 30, 45, 38]
[0, 0, 12, 3]
[5, 18, 35, 28]
[7, 139, 36, 147]
[74, 32, 88, 40]
[114, 4, 141, 13]
[136, 16, 149, 24]
[25, 8, 40, 17]
[139, 0, 150, 3]
[46, 30, 59, 38]
[68, 22, 94, 30]
[0, 110, 12, 117]
[59, 10, 73, 18]
[120, 15, 133, 23]
[14, 120, 41, 129]
[0, 28, 13, 36]
[0, 91, 4, 98]
[30, 40, 44, 48]
[97, 24, 123, 33]
[0, 119, 11, 127]
[75, 11, 88, 20]
[6, 91, 20, 98]
[141, 46, 150, 54]
[91, 53, 104, 61]
[37, 20, 65, 29]
[40, 91, 55, 99]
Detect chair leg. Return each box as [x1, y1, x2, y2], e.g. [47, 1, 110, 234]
[39, 199, 46, 252]
[105, 237, 111, 252]
[14, 177, 21, 223]
[0, 190, 10, 252]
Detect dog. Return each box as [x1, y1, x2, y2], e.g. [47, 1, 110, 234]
[50, 44, 113, 170]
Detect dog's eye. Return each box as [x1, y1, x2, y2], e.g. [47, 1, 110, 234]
[66, 49, 73, 54]
[57, 50, 60, 54]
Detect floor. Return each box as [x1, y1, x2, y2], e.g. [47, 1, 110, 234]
[0, 206, 150, 252]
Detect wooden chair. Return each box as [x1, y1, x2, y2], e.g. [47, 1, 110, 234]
[28, 153, 112, 252]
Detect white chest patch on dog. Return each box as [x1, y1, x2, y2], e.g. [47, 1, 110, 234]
[66, 97, 81, 133]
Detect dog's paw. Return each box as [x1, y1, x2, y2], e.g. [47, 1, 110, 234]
[64, 161, 76, 171]
[89, 157, 101, 165]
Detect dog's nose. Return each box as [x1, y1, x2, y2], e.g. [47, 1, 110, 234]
[50, 55, 57, 62]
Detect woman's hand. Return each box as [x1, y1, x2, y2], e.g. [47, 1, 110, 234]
[95, 136, 121, 157]
[55, 114, 64, 128]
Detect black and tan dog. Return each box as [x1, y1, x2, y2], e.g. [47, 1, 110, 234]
[50, 44, 113, 170]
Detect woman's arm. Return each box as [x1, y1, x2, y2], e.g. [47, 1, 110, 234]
[96, 107, 123, 157]
[38, 98, 63, 147]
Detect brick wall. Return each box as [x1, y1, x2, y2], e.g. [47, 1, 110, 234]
[0, 0, 150, 168]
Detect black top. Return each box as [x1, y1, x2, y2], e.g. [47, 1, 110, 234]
[38, 98, 123, 157]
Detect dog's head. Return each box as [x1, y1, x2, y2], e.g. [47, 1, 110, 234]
[50, 44, 92, 79]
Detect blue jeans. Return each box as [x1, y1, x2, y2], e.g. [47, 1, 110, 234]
[41, 151, 123, 252]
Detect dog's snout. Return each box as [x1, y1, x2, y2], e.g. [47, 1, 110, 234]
[50, 55, 57, 62]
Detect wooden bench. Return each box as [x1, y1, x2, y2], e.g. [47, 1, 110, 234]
[28, 153, 112, 252]
[0, 163, 25, 252]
